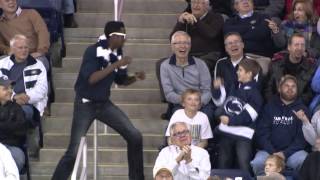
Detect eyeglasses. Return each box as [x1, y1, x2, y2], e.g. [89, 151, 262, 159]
[172, 41, 191, 46]
[172, 130, 190, 137]
[224, 40, 242, 47]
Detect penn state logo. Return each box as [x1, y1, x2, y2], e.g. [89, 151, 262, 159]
[223, 96, 245, 116]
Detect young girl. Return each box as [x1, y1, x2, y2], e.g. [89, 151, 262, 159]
[165, 89, 213, 148]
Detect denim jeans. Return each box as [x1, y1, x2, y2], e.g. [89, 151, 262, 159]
[5, 145, 25, 171]
[51, 96, 144, 180]
[217, 135, 252, 173]
[251, 150, 308, 176]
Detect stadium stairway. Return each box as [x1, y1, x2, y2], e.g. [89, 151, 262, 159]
[29, 0, 185, 179]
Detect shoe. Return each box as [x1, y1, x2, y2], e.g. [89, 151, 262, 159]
[64, 14, 78, 28]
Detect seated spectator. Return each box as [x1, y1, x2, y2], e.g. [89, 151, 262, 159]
[251, 75, 309, 176]
[264, 33, 316, 105]
[0, 143, 20, 180]
[171, 0, 224, 73]
[271, 0, 320, 59]
[154, 122, 211, 179]
[212, 59, 263, 172]
[153, 167, 173, 180]
[285, 0, 320, 19]
[310, 65, 320, 114]
[160, 31, 214, 121]
[223, 0, 276, 58]
[0, 77, 28, 173]
[214, 32, 267, 96]
[0, 34, 48, 157]
[0, 0, 50, 71]
[298, 137, 320, 180]
[257, 155, 286, 180]
[300, 109, 320, 151]
[165, 89, 213, 149]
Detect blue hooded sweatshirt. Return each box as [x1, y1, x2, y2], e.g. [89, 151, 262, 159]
[255, 97, 309, 158]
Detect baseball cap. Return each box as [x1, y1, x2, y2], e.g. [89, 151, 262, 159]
[104, 21, 126, 38]
[0, 77, 14, 87]
[278, 74, 298, 87]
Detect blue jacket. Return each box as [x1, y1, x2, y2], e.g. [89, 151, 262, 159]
[213, 80, 263, 126]
[255, 97, 309, 158]
[224, 12, 275, 57]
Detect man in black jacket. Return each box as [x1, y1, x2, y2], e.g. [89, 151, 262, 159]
[0, 77, 28, 172]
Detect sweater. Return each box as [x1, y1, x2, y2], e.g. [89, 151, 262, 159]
[74, 42, 128, 101]
[160, 55, 212, 105]
[298, 151, 320, 180]
[224, 12, 275, 57]
[0, 8, 50, 55]
[255, 97, 309, 158]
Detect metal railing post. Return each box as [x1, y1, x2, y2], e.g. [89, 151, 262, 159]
[93, 120, 98, 180]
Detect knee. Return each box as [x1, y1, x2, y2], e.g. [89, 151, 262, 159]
[128, 129, 143, 145]
[11, 149, 25, 171]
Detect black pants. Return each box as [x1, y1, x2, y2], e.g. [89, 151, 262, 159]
[51, 96, 144, 180]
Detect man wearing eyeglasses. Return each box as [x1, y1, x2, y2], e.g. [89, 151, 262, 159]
[160, 31, 214, 122]
[171, 0, 224, 74]
[51, 21, 145, 180]
[153, 122, 211, 180]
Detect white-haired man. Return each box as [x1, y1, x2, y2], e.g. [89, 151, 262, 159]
[154, 121, 211, 180]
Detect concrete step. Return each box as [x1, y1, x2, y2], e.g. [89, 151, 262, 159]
[43, 133, 165, 149]
[75, 13, 178, 28]
[51, 103, 166, 119]
[55, 88, 161, 103]
[44, 117, 167, 134]
[30, 175, 151, 180]
[39, 148, 158, 164]
[30, 162, 153, 177]
[64, 28, 171, 43]
[52, 72, 160, 89]
[66, 42, 170, 58]
[55, 57, 158, 74]
[78, 0, 185, 13]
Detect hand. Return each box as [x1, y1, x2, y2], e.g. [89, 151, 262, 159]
[14, 93, 30, 105]
[178, 12, 197, 24]
[293, 110, 309, 123]
[31, 52, 43, 58]
[265, 19, 279, 34]
[273, 152, 285, 160]
[134, 71, 145, 80]
[116, 56, 132, 67]
[176, 149, 186, 164]
[182, 145, 192, 163]
[220, 115, 229, 125]
[213, 77, 223, 89]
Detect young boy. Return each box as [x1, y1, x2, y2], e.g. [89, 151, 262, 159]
[0, 77, 28, 172]
[212, 58, 263, 172]
[165, 89, 213, 148]
[264, 155, 285, 178]
[257, 155, 286, 180]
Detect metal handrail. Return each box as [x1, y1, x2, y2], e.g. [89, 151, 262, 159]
[71, 137, 87, 180]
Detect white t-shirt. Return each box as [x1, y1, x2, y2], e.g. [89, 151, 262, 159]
[165, 109, 213, 144]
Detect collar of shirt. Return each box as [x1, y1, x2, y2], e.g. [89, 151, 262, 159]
[231, 56, 243, 67]
[199, 11, 208, 20]
[0, 7, 22, 21]
[239, 11, 253, 19]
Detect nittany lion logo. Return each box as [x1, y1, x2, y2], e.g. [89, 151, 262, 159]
[223, 96, 245, 116]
